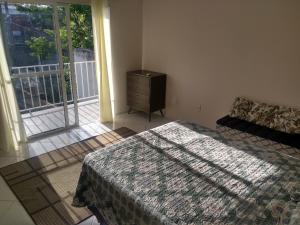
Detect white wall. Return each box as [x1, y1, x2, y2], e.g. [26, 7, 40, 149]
[142, 0, 300, 128]
[110, 0, 143, 114]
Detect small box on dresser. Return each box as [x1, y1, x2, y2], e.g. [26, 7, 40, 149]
[127, 70, 166, 121]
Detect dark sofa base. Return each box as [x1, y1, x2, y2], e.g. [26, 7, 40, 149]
[217, 115, 300, 149]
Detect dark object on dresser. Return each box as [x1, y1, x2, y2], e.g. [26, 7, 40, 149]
[127, 70, 166, 121]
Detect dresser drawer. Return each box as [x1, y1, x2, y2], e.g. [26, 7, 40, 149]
[127, 92, 149, 101]
[127, 88, 150, 98]
[127, 93, 149, 111]
[127, 75, 149, 90]
[127, 82, 149, 95]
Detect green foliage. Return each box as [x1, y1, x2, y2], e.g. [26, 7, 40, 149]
[16, 4, 53, 30]
[70, 5, 93, 49]
[25, 36, 53, 61]
[17, 4, 93, 63]
[25, 28, 68, 62]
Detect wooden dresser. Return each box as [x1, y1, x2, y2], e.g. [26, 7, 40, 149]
[127, 70, 166, 121]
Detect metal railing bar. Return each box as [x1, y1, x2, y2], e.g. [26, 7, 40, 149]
[19, 78, 27, 110]
[33, 66, 42, 107]
[85, 61, 90, 97]
[11, 62, 95, 78]
[69, 72, 74, 101]
[11, 61, 95, 71]
[80, 62, 85, 98]
[33, 67, 41, 106]
[49, 74, 55, 104]
[11, 70, 60, 79]
[56, 73, 62, 102]
[42, 74, 48, 104]
[75, 64, 80, 98]
[19, 96, 98, 113]
[90, 61, 94, 95]
[12, 63, 59, 71]
[92, 62, 98, 95]
[35, 78, 42, 107]
[27, 77, 34, 108]
[12, 61, 97, 112]
[91, 61, 96, 96]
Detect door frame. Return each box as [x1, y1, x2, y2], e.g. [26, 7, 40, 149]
[29, 3, 80, 140]
[55, 3, 80, 127]
[2, 1, 81, 140]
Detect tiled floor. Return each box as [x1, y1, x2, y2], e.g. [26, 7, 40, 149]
[0, 111, 170, 225]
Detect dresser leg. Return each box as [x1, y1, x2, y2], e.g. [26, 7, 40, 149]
[148, 113, 151, 122]
[128, 108, 132, 114]
[160, 109, 164, 117]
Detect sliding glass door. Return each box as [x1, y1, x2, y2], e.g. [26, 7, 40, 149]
[0, 2, 79, 138]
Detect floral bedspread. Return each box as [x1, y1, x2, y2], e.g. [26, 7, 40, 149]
[73, 121, 300, 225]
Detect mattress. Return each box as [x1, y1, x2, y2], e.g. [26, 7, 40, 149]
[73, 121, 300, 225]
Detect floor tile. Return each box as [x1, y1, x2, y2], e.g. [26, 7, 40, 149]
[0, 201, 14, 218]
[0, 177, 34, 225]
[0, 201, 35, 225]
[0, 157, 19, 168]
[0, 177, 17, 201]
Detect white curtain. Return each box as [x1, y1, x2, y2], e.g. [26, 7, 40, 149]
[91, 0, 113, 122]
[0, 26, 26, 152]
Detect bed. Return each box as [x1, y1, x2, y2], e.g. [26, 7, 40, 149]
[73, 120, 300, 225]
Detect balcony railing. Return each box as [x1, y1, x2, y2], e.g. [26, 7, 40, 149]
[11, 61, 98, 113]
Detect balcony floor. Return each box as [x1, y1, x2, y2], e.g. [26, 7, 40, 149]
[22, 99, 99, 137]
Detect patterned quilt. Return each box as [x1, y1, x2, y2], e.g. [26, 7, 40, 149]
[73, 121, 300, 225]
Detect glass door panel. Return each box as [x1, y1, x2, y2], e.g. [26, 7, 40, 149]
[70, 4, 97, 126]
[0, 1, 95, 139]
[56, 5, 78, 127]
[0, 2, 83, 138]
